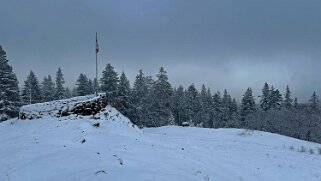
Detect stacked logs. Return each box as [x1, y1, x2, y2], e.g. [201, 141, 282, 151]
[69, 96, 107, 116]
[19, 96, 108, 120]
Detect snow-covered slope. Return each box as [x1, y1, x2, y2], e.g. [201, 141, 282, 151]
[1, 101, 321, 180]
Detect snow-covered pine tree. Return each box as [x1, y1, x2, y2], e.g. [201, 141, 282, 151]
[117, 71, 132, 116]
[131, 70, 149, 127]
[230, 98, 238, 114]
[240, 87, 256, 126]
[199, 84, 211, 127]
[0, 46, 20, 121]
[309, 91, 319, 112]
[269, 86, 283, 110]
[227, 97, 239, 127]
[185, 84, 201, 126]
[41, 75, 55, 102]
[172, 85, 186, 126]
[147, 67, 174, 127]
[55, 67, 65, 100]
[76, 73, 89, 96]
[144, 75, 154, 92]
[221, 89, 232, 126]
[284, 85, 293, 109]
[212, 91, 222, 128]
[260, 82, 270, 111]
[100, 63, 119, 101]
[206, 88, 214, 128]
[88, 79, 94, 95]
[22, 71, 42, 104]
[268, 86, 275, 109]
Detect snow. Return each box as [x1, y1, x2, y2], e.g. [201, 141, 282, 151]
[1, 98, 321, 180]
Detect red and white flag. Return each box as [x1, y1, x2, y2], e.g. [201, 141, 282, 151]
[96, 32, 99, 54]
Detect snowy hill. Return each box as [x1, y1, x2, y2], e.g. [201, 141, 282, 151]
[1, 98, 321, 181]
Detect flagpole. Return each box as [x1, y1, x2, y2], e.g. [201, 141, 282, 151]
[95, 32, 98, 96]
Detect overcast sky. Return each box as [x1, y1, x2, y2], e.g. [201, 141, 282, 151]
[1, 0, 321, 102]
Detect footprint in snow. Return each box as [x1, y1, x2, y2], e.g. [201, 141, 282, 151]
[95, 170, 106, 175]
[113, 155, 124, 165]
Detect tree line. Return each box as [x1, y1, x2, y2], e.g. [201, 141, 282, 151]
[1, 45, 321, 143]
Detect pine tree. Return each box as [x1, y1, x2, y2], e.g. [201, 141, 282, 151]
[132, 70, 148, 104]
[199, 84, 211, 127]
[147, 67, 173, 127]
[212, 91, 222, 128]
[284, 85, 293, 109]
[309, 91, 319, 112]
[172, 85, 186, 126]
[185, 84, 201, 126]
[131, 70, 149, 127]
[221, 89, 232, 126]
[240, 87, 256, 126]
[227, 97, 238, 127]
[144, 75, 155, 92]
[0, 46, 20, 121]
[206, 88, 214, 128]
[260, 82, 270, 111]
[55, 67, 65, 100]
[41, 75, 55, 102]
[100, 63, 119, 101]
[270, 86, 283, 110]
[117, 71, 132, 116]
[88, 79, 94, 95]
[22, 71, 42, 104]
[230, 98, 238, 114]
[76, 73, 89, 96]
[200, 85, 207, 104]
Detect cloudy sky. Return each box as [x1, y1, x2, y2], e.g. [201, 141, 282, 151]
[1, 0, 321, 102]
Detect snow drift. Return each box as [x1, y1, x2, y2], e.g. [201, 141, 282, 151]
[1, 96, 321, 181]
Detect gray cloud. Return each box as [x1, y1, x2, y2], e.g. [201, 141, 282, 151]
[1, 0, 321, 102]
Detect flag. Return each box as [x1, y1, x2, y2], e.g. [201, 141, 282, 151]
[96, 32, 99, 54]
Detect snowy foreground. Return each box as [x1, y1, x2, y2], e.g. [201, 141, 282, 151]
[1, 106, 321, 180]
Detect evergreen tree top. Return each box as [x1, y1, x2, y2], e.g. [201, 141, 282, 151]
[55, 67, 65, 99]
[177, 85, 184, 91]
[187, 84, 198, 97]
[284, 85, 293, 109]
[156, 67, 168, 81]
[309, 91, 319, 112]
[0, 46, 7, 61]
[119, 71, 130, 89]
